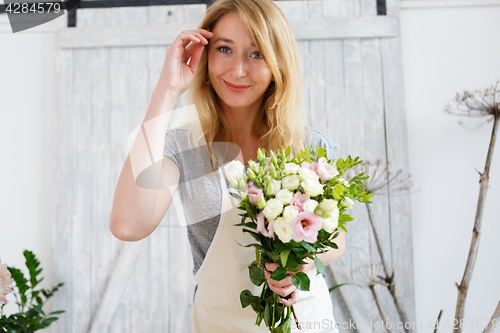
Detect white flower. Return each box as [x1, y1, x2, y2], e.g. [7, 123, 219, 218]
[264, 157, 272, 173]
[314, 199, 339, 218]
[322, 206, 339, 233]
[283, 163, 301, 175]
[224, 160, 245, 189]
[282, 175, 300, 191]
[283, 205, 299, 223]
[263, 198, 284, 220]
[224, 160, 245, 181]
[273, 217, 294, 243]
[0, 258, 12, 304]
[317, 157, 339, 181]
[270, 177, 281, 196]
[301, 179, 324, 197]
[298, 167, 319, 182]
[303, 199, 319, 212]
[340, 197, 354, 209]
[276, 189, 293, 205]
[338, 177, 350, 187]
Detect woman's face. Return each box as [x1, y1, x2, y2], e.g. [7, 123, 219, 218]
[207, 13, 273, 112]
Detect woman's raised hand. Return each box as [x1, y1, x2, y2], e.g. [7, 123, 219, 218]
[156, 28, 213, 98]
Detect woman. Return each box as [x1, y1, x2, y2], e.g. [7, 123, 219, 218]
[110, 0, 345, 331]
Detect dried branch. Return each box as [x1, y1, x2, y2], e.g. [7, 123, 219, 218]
[344, 159, 414, 333]
[433, 309, 443, 333]
[447, 81, 500, 333]
[369, 284, 392, 333]
[483, 300, 500, 333]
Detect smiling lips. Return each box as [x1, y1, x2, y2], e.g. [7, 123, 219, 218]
[224, 80, 250, 92]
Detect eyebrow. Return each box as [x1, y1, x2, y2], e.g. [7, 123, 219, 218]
[213, 37, 255, 47]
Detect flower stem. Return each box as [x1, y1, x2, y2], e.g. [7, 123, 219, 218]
[291, 305, 301, 330]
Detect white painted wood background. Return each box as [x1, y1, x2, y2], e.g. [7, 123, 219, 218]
[52, 0, 415, 332]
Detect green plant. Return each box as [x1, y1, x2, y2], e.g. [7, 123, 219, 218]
[0, 250, 65, 332]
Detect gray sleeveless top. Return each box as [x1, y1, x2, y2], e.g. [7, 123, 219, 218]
[163, 124, 340, 277]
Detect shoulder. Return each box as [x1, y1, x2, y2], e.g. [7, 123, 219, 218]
[305, 127, 340, 160]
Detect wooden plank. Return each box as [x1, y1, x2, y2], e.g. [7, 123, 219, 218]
[71, 47, 93, 333]
[52, 48, 73, 333]
[385, 0, 400, 18]
[89, 242, 145, 333]
[360, 0, 377, 16]
[56, 16, 398, 49]
[308, 1, 327, 135]
[89, 46, 114, 331]
[361, 37, 396, 333]
[107, 44, 134, 333]
[381, 35, 416, 325]
[400, 0, 500, 8]
[341, 0, 360, 18]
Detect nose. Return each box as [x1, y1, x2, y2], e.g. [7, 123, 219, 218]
[230, 53, 248, 78]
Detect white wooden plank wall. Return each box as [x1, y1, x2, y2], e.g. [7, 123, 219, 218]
[52, 1, 415, 332]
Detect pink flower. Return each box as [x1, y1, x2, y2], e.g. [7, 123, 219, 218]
[0, 258, 12, 304]
[300, 161, 319, 173]
[291, 211, 323, 243]
[290, 192, 310, 212]
[245, 183, 264, 206]
[316, 157, 338, 181]
[256, 211, 275, 238]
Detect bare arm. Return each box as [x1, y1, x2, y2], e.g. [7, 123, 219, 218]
[109, 28, 213, 242]
[109, 88, 179, 242]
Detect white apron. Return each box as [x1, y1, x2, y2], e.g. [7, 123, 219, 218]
[192, 166, 340, 333]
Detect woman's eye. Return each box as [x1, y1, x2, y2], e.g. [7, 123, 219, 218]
[217, 46, 231, 53]
[252, 52, 262, 59]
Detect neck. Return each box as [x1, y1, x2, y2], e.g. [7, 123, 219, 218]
[220, 101, 262, 145]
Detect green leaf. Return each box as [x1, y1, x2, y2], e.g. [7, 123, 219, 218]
[328, 283, 351, 293]
[270, 267, 288, 281]
[314, 256, 325, 275]
[291, 247, 306, 257]
[249, 264, 266, 286]
[339, 214, 353, 222]
[240, 290, 256, 308]
[338, 222, 348, 233]
[275, 313, 291, 333]
[280, 250, 290, 268]
[285, 256, 299, 272]
[32, 304, 45, 316]
[24, 250, 42, 289]
[39, 317, 59, 329]
[49, 310, 65, 315]
[292, 272, 310, 291]
[285, 146, 291, 157]
[300, 241, 315, 253]
[264, 301, 272, 327]
[7, 267, 29, 308]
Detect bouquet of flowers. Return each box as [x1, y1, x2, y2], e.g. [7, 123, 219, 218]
[227, 145, 372, 333]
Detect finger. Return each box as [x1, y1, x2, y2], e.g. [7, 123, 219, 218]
[188, 43, 205, 74]
[265, 263, 279, 271]
[269, 283, 296, 298]
[280, 290, 299, 307]
[271, 275, 293, 288]
[182, 38, 205, 61]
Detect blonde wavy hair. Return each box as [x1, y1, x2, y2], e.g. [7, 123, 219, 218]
[187, 0, 312, 171]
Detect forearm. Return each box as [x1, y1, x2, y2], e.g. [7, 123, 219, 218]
[110, 88, 177, 240]
[303, 229, 346, 272]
